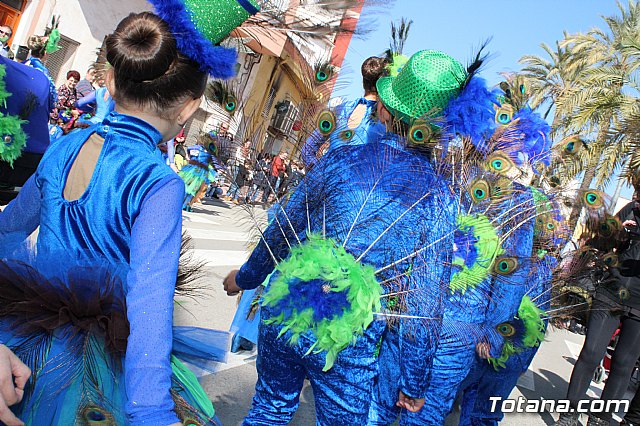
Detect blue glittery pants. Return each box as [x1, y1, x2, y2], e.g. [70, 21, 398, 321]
[458, 348, 537, 426]
[369, 330, 476, 425]
[243, 316, 385, 425]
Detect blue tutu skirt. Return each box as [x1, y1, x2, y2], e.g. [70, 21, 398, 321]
[0, 258, 227, 425]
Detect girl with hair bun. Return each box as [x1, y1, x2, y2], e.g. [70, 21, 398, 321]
[0, 3, 258, 424]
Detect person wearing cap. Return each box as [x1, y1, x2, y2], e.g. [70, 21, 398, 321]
[222, 50, 460, 425]
[368, 54, 557, 425]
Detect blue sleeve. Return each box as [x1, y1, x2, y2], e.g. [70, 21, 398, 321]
[124, 175, 183, 425]
[0, 175, 41, 255]
[236, 174, 311, 290]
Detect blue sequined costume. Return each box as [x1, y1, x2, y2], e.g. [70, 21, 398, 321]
[235, 136, 455, 425]
[370, 184, 536, 425]
[0, 112, 221, 425]
[458, 253, 554, 426]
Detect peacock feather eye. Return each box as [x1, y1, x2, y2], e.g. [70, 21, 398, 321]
[496, 322, 516, 337]
[317, 110, 336, 136]
[315, 63, 333, 84]
[582, 190, 604, 210]
[469, 179, 490, 204]
[619, 288, 630, 301]
[494, 256, 518, 275]
[223, 94, 237, 113]
[80, 405, 112, 425]
[3, 135, 12, 146]
[485, 152, 515, 175]
[519, 83, 526, 95]
[603, 252, 618, 267]
[560, 135, 583, 156]
[181, 418, 201, 426]
[495, 104, 514, 125]
[408, 122, 432, 145]
[339, 129, 354, 141]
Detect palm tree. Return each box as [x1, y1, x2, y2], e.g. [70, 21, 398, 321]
[556, 0, 640, 227]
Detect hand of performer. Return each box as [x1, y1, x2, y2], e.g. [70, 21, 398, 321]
[476, 342, 492, 359]
[223, 269, 242, 296]
[396, 391, 425, 413]
[0, 344, 31, 426]
[623, 220, 637, 228]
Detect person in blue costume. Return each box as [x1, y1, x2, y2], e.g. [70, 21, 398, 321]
[458, 250, 556, 426]
[0, 1, 259, 423]
[300, 56, 387, 169]
[369, 65, 554, 425]
[179, 135, 221, 212]
[222, 50, 462, 425]
[24, 35, 57, 112]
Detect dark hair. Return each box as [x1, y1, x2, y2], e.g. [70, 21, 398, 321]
[67, 70, 81, 81]
[27, 35, 47, 58]
[175, 143, 187, 158]
[105, 12, 207, 114]
[362, 56, 389, 94]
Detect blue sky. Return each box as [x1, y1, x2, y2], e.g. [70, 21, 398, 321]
[333, 0, 633, 200]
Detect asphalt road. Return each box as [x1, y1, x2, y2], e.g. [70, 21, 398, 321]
[176, 198, 635, 426]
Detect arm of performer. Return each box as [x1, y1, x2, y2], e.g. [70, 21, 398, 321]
[224, 172, 312, 294]
[125, 174, 184, 425]
[0, 175, 42, 255]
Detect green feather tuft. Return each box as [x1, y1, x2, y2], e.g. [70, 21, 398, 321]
[387, 53, 409, 78]
[449, 214, 503, 293]
[488, 295, 546, 369]
[261, 233, 383, 371]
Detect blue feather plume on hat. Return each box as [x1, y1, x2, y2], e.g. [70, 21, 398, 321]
[149, 0, 239, 79]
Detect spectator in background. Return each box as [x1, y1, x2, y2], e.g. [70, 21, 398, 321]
[54, 70, 81, 112]
[76, 67, 97, 98]
[261, 151, 287, 204]
[0, 25, 14, 59]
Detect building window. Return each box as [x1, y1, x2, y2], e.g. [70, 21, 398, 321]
[46, 34, 80, 86]
[261, 86, 277, 118]
[0, 0, 23, 11]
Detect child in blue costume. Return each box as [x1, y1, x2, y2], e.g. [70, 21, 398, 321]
[369, 67, 553, 425]
[457, 187, 564, 426]
[300, 56, 387, 169]
[0, 1, 259, 423]
[458, 253, 555, 426]
[223, 50, 462, 425]
[179, 141, 219, 211]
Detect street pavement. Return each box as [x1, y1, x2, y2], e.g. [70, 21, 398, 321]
[177, 197, 637, 426]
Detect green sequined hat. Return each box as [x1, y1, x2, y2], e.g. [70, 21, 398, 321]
[148, 0, 260, 78]
[376, 50, 466, 123]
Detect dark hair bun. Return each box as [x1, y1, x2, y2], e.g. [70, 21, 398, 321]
[105, 12, 207, 113]
[106, 12, 177, 83]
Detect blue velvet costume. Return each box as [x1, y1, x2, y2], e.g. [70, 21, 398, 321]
[235, 136, 455, 425]
[24, 57, 57, 112]
[370, 184, 536, 425]
[0, 112, 221, 425]
[300, 97, 384, 168]
[0, 56, 51, 155]
[457, 247, 555, 426]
